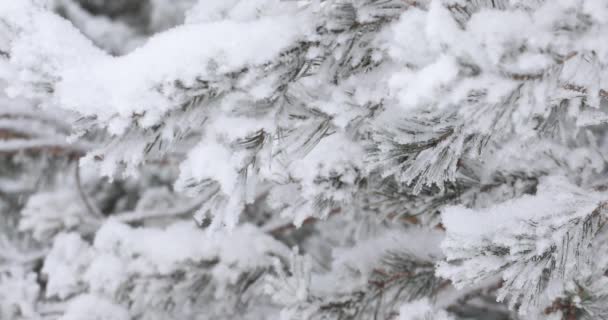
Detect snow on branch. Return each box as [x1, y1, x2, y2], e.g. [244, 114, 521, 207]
[438, 176, 608, 315]
[41, 220, 291, 318]
[0, 0, 312, 133]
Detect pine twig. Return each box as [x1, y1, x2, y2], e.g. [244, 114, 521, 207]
[75, 159, 104, 220]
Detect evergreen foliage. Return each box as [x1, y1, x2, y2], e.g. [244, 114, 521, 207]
[1, 0, 608, 319]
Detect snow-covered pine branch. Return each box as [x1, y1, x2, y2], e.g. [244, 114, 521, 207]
[1, 0, 608, 319]
[438, 176, 608, 315]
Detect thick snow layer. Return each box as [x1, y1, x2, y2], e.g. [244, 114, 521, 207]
[441, 176, 605, 239]
[94, 220, 290, 275]
[3, 1, 312, 134]
[56, 16, 309, 127]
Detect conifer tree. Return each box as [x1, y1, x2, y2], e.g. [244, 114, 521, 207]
[1, 1, 608, 319]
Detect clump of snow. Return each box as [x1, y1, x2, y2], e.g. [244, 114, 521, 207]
[466, 9, 532, 66]
[399, 300, 430, 320]
[0, 268, 40, 319]
[425, 0, 464, 53]
[42, 233, 93, 299]
[3, 3, 107, 100]
[60, 295, 129, 320]
[175, 139, 239, 196]
[399, 298, 454, 320]
[383, 8, 436, 67]
[19, 190, 88, 241]
[289, 132, 364, 201]
[83, 253, 128, 296]
[389, 55, 460, 110]
[94, 219, 289, 276]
